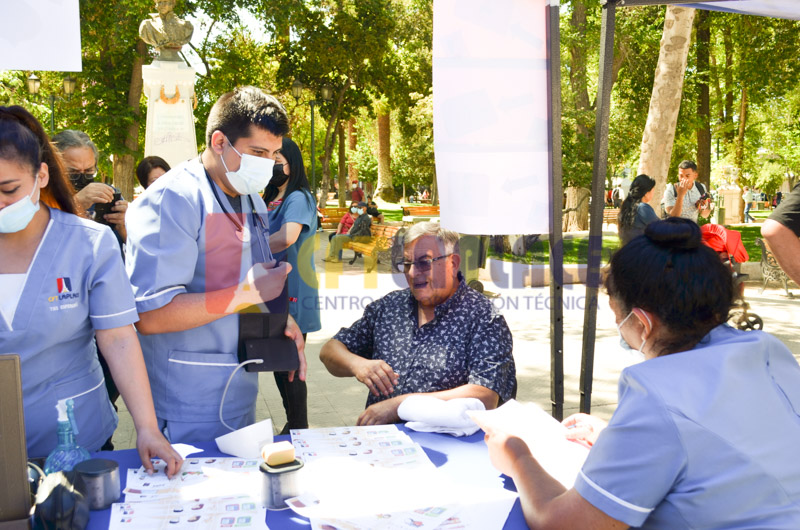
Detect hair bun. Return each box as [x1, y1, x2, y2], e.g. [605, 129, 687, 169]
[644, 217, 701, 250]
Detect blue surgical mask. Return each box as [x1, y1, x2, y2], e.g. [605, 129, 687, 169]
[617, 310, 650, 361]
[0, 179, 40, 234]
[350, 206, 358, 214]
[220, 138, 274, 195]
[357, 208, 365, 215]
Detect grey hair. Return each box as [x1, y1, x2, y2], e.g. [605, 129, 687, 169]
[403, 222, 460, 254]
[51, 129, 98, 164]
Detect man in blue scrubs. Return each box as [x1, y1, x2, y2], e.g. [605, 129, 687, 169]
[126, 86, 306, 443]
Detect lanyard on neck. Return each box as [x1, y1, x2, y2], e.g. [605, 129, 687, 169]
[201, 159, 271, 261]
[202, 160, 251, 241]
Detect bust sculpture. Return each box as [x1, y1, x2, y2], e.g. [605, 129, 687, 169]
[139, 0, 194, 61]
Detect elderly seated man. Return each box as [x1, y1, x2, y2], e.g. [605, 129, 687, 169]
[320, 223, 516, 425]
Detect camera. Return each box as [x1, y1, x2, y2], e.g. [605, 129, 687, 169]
[93, 192, 122, 225]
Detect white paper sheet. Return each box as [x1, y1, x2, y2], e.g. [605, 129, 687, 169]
[468, 400, 590, 488]
[0, 1, 82, 71]
[433, 0, 552, 235]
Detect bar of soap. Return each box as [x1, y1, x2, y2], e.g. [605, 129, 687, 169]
[261, 441, 295, 466]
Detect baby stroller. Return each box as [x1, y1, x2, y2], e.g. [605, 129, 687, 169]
[700, 224, 763, 331]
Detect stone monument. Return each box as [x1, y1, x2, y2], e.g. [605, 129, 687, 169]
[140, 0, 197, 169]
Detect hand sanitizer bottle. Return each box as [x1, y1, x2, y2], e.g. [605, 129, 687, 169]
[44, 398, 91, 474]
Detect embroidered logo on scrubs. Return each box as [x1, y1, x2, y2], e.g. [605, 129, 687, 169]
[57, 277, 72, 293]
[48, 277, 80, 308]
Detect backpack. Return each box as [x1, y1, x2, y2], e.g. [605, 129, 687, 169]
[660, 181, 706, 219]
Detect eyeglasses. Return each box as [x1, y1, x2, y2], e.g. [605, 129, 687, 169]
[394, 254, 452, 273]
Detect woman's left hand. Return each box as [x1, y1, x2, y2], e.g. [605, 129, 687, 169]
[136, 426, 183, 478]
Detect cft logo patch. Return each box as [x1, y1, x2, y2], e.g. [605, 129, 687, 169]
[57, 277, 72, 293]
[48, 277, 81, 310]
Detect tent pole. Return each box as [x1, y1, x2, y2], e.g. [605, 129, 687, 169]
[580, 0, 617, 414]
[547, 0, 565, 421]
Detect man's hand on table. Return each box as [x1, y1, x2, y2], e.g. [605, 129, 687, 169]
[357, 397, 402, 426]
[136, 426, 183, 478]
[353, 358, 399, 397]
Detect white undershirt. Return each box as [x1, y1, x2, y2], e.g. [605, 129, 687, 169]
[0, 219, 53, 330]
[0, 274, 26, 328]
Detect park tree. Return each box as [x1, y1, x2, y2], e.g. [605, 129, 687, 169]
[262, 0, 396, 203]
[637, 6, 695, 206]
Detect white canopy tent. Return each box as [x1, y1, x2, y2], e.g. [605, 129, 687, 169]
[680, 0, 800, 19]
[578, 0, 800, 412]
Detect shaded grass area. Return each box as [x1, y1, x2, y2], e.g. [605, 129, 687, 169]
[731, 224, 763, 262]
[487, 225, 765, 266]
[381, 209, 404, 223]
[488, 235, 622, 265]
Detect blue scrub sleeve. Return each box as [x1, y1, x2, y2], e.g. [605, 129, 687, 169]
[88, 225, 139, 330]
[280, 191, 315, 230]
[332, 297, 382, 359]
[573, 370, 687, 527]
[127, 186, 200, 313]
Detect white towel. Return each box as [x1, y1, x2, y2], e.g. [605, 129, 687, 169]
[397, 396, 485, 436]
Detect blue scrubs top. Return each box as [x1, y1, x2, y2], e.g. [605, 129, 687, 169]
[125, 158, 273, 438]
[575, 325, 800, 528]
[0, 208, 138, 458]
[267, 190, 321, 334]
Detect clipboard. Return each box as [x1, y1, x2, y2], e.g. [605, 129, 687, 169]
[237, 277, 300, 373]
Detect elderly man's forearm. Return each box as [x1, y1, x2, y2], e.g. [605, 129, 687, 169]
[762, 219, 800, 285]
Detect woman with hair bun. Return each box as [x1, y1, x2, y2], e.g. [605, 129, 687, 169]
[0, 106, 181, 475]
[480, 218, 800, 529]
[617, 174, 659, 246]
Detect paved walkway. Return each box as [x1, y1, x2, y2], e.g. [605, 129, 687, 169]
[110, 231, 800, 449]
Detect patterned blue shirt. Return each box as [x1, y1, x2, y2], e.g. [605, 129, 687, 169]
[333, 275, 516, 407]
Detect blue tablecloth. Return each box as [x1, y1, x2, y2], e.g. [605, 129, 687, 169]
[87, 425, 526, 529]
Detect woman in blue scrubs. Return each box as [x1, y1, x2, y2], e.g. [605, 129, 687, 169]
[263, 137, 321, 433]
[481, 218, 800, 528]
[0, 106, 181, 475]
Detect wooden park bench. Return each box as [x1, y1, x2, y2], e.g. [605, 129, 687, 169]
[755, 238, 795, 297]
[402, 205, 440, 217]
[319, 207, 350, 230]
[602, 208, 619, 226]
[344, 224, 402, 272]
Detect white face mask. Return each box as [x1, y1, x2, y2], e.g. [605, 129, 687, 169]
[0, 178, 40, 234]
[617, 310, 650, 362]
[220, 139, 274, 195]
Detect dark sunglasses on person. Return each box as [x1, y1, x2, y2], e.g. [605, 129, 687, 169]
[68, 170, 97, 191]
[394, 254, 452, 273]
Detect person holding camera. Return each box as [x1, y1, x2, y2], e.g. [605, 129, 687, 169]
[51, 130, 128, 246]
[661, 160, 711, 223]
[0, 106, 182, 475]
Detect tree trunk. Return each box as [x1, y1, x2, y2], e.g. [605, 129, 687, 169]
[569, 1, 591, 139]
[347, 117, 358, 187]
[375, 110, 396, 202]
[735, 86, 748, 221]
[723, 29, 735, 144]
[637, 6, 696, 207]
[431, 169, 438, 206]
[563, 186, 590, 232]
[319, 78, 352, 207]
[337, 121, 347, 207]
[695, 9, 711, 191]
[112, 39, 146, 200]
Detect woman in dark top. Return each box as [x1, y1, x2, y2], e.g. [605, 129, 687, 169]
[618, 174, 659, 246]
